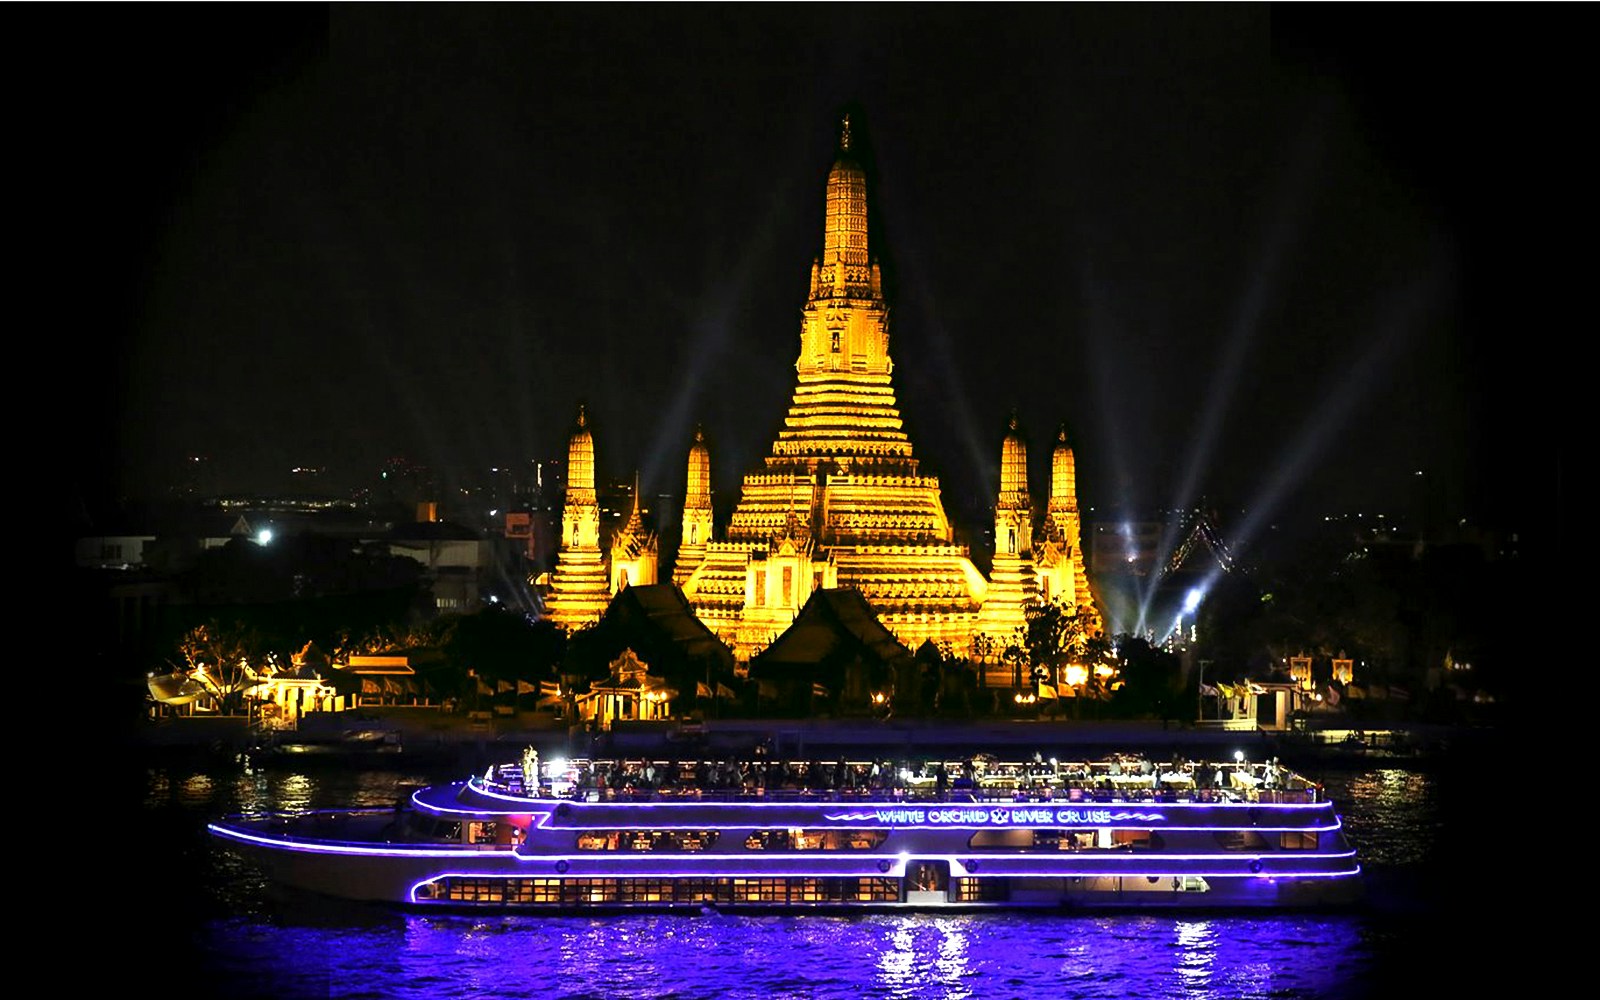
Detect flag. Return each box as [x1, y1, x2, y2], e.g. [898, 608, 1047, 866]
[696, 681, 713, 698]
[497, 680, 515, 694]
[517, 680, 537, 695]
[716, 682, 737, 701]
[811, 682, 829, 698]
[1199, 683, 1220, 696]
[1325, 685, 1341, 707]
[476, 678, 493, 696]
[1038, 683, 1058, 700]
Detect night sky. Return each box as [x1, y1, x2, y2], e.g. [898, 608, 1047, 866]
[75, 6, 1564, 553]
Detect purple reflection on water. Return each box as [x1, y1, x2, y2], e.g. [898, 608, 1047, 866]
[197, 909, 1384, 999]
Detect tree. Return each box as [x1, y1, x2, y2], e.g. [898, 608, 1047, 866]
[170, 621, 263, 714]
[1021, 600, 1110, 674]
[1019, 599, 1116, 715]
[444, 607, 565, 684]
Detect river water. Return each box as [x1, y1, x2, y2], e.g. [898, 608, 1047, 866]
[111, 732, 1507, 1000]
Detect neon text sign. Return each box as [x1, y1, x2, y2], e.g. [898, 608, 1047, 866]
[823, 807, 1166, 826]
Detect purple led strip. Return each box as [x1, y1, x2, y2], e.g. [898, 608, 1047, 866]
[509, 848, 1358, 864]
[208, 822, 513, 857]
[210, 820, 1357, 865]
[463, 780, 1337, 810]
[258, 794, 1339, 834]
[823, 809, 1168, 823]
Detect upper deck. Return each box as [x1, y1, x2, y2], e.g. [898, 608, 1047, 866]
[445, 753, 1321, 812]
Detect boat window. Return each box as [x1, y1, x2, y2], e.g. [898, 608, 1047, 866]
[1279, 831, 1318, 850]
[745, 829, 789, 850]
[575, 830, 719, 851]
[464, 821, 524, 847]
[1033, 829, 1097, 850]
[1212, 830, 1270, 851]
[745, 829, 885, 850]
[468, 822, 498, 845]
[1111, 829, 1163, 849]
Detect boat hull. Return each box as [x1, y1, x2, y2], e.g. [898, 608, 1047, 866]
[211, 816, 1362, 912]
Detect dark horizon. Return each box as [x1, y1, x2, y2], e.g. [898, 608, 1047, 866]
[70, 6, 1564, 556]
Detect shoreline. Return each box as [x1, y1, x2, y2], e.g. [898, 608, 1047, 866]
[132, 710, 1479, 771]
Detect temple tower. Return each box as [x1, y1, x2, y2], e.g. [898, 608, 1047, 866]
[677, 114, 979, 657]
[673, 426, 714, 585]
[645, 113, 1102, 662]
[609, 471, 659, 594]
[769, 112, 910, 468]
[544, 405, 611, 630]
[978, 414, 1039, 638]
[995, 411, 1033, 558]
[1040, 423, 1094, 610]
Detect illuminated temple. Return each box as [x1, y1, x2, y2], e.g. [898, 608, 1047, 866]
[546, 116, 1097, 658]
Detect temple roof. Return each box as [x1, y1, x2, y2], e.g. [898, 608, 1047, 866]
[750, 588, 914, 671]
[584, 583, 736, 675]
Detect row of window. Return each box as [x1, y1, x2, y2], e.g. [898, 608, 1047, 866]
[417, 874, 1231, 908]
[572, 829, 888, 852]
[1214, 831, 1319, 851]
[418, 876, 902, 906]
[968, 829, 1318, 851]
[574, 830, 720, 852]
[564, 828, 1319, 852]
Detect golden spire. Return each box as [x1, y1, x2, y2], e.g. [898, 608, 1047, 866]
[567, 403, 595, 497]
[685, 425, 712, 506]
[999, 410, 1029, 503]
[1050, 422, 1078, 515]
[624, 470, 644, 533]
[821, 118, 870, 298]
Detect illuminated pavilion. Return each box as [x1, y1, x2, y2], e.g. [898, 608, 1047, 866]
[546, 115, 1098, 659]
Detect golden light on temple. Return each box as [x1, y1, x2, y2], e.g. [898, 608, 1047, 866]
[543, 405, 613, 630]
[544, 113, 1102, 660]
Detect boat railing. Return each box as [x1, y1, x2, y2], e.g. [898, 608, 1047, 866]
[478, 758, 1320, 805]
[475, 779, 1320, 806]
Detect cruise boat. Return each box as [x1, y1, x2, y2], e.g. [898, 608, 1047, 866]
[208, 752, 1361, 910]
